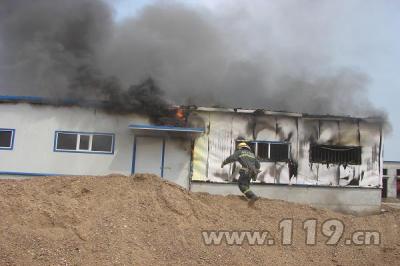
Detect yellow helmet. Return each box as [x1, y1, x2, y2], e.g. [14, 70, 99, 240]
[237, 142, 250, 150]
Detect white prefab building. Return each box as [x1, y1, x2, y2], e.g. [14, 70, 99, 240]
[0, 96, 384, 214]
[382, 161, 400, 199]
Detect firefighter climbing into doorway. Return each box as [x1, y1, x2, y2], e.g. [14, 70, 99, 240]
[221, 142, 261, 206]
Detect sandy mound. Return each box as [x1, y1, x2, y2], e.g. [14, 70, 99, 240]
[0, 174, 399, 265]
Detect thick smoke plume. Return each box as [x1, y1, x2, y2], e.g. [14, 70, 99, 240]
[69, 66, 170, 122]
[0, 0, 385, 117]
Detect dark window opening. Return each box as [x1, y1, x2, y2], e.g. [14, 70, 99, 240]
[382, 178, 388, 198]
[257, 143, 269, 160]
[270, 143, 289, 162]
[397, 179, 400, 198]
[310, 145, 361, 165]
[397, 169, 400, 176]
[383, 168, 388, 176]
[0, 130, 13, 148]
[79, 135, 90, 150]
[92, 134, 113, 152]
[56, 133, 77, 150]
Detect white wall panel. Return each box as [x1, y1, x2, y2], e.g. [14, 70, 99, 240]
[0, 103, 147, 175]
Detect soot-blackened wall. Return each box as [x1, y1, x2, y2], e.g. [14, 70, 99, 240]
[190, 110, 382, 188]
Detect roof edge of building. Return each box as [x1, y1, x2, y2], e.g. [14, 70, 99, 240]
[0, 95, 385, 122]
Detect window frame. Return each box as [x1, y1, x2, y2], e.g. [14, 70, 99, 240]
[310, 144, 362, 165]
[78, 134, 91, 151]
[54, 131, 115, 154]
[383, 168, 388, 176]
[235, 140, 291, 162]
[0, 128, 15, 150]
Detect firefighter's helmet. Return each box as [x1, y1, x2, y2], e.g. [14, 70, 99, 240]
[237, 142, 251, 150]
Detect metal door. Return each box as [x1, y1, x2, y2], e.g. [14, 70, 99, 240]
[162, 138, 191, 188]
[133, 136, 163, 176]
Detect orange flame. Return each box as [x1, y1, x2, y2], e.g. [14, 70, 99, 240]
[176, 108, 185, 120]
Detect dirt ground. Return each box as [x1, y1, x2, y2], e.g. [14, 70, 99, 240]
[0, 174, 399, 265]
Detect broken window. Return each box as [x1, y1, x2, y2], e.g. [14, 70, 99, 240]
[310, 145, 361, 165]
[270, 143, 290, 161]
[235, 140, 290, 162]
[55, 131, 114, 154]
[256, 143, 269, 160]
[0, 129, 14, 149]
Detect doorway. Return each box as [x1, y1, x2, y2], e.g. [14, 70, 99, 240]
[132, 136, 191, 188]
[382, 178, 387, 198]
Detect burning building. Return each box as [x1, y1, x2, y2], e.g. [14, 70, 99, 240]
[0, 95, 384, 214]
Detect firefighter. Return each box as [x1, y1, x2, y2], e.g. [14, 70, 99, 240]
[221, 142, 261, 205]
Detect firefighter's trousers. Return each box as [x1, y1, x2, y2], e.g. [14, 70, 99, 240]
[238, 170, 257, 200]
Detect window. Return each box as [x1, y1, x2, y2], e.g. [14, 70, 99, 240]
[257, 143, 269, 160]
[310, 145, 361, 165]
[56, 133, 78, 150]
[55, 131, 114, 154]
[397, 169, 400, 176]
[235, 140, 290, 162]
[92, 135, 113, 152]
[79, 135, 90, 150]
[397, 179, 400, 198]
[383, 168, 388, 176]
[270, 143, 290, 161]
[0, 129, 15, 150]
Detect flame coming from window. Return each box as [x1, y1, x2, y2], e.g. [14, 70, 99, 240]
[176, 108, 185, 120]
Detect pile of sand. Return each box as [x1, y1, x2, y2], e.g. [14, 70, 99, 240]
[0, 174, 399, 265]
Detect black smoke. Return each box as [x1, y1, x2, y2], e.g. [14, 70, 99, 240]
[0, 0, 111, 96]
[0, 0, 387, 118]
[69, 65, 170, 122]
[0, 0, 171, 121]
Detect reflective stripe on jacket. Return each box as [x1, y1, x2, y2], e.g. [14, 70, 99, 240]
[223, 148, 260, 174]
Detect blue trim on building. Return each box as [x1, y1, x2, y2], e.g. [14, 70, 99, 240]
[245, 140, 290, 144]
[131, 136, 137, 174]
[0, 95, 45, 103]
[128, 124, 204, 133]
[0, 128, 15, 150]
[53, 150, 115, 155]
[53, 130, 115, 155]
[161, 137, 166, 177]
[0, 95, 103, 107]
[55, 130, 116, 136]
[0, 171, 60, 176]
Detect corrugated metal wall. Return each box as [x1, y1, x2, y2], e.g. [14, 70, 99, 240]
[191, 110, 382, 188]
